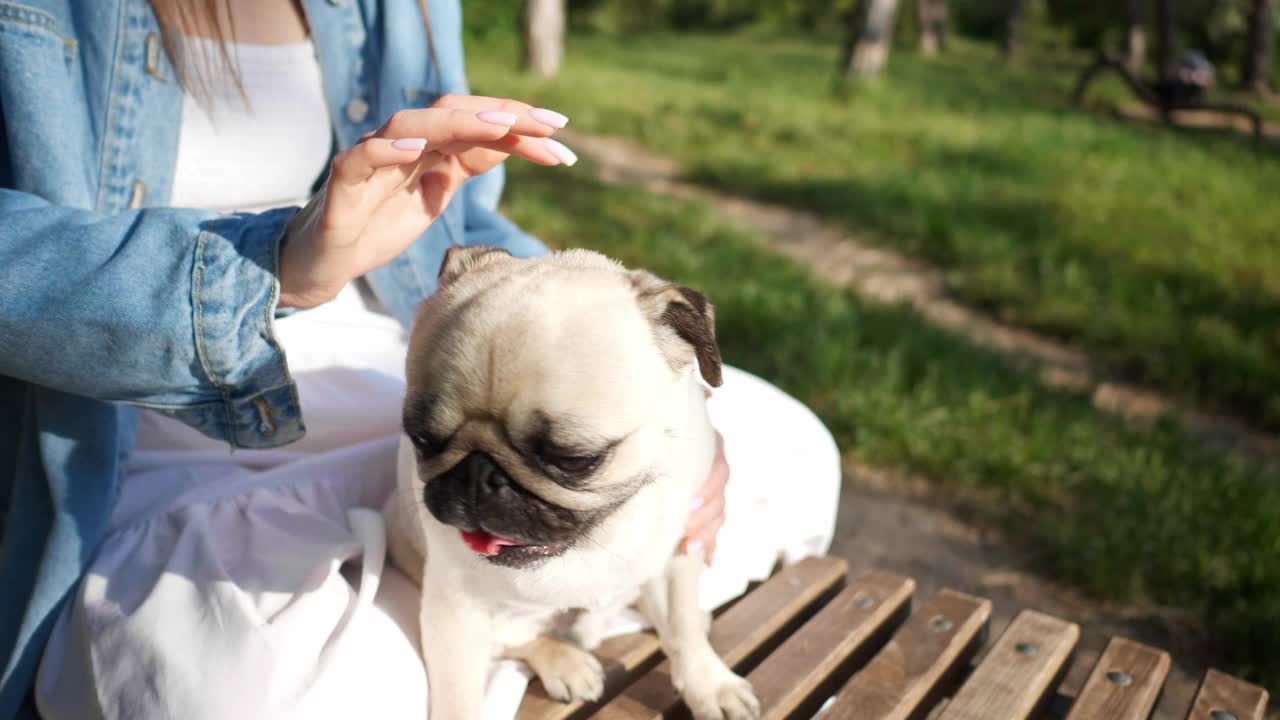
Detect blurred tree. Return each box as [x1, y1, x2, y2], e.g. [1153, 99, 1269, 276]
[918, 0, 948, 54]
[1157, 0, 1177, 78]
[839, 0, 903, 78]
[524, 0, 565, 77]
[1241, 0, 1274, 93]
[1125, 0, 1147, 71]
[1004, 0, 1026, 60]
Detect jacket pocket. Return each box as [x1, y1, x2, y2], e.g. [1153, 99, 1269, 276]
[0, 2, 91, 200]
[0, 2, 76, 63]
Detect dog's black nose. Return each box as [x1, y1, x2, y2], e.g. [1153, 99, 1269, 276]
[424, 451, 515, 529]
[464, 451, 509, 494]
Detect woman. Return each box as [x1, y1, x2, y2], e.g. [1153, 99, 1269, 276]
[0, 1, 840, 718]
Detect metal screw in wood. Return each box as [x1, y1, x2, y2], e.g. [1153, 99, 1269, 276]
[1106, 670, 1134, 687]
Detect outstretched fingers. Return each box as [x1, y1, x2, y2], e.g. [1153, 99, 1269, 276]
[432, 94, 569, 137]
[328, 137, 431, 186]
[379, 107, 522, 145]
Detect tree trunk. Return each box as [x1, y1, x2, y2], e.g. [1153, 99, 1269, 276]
[1241, 0, 1274, 94]
[523, 0, 565, 78]
[1004, 0, 1026, 61]
[843, 0, 902, 77]
[1124, 0, 1147, 72]
[918, 0, 948, 55]
[1156, 0, 1176, 80]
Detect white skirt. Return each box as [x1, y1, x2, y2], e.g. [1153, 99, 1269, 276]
[35, 283, 841, 720]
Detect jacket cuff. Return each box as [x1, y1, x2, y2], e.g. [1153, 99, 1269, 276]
[181, 208, 305, 449]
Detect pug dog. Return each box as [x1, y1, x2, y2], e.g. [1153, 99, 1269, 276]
[384, 246, 760, 720]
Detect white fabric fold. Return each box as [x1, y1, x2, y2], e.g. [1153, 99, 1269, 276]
[37, 283, 841, 720]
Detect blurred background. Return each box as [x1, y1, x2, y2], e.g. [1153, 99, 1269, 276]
[460, 0, 1278, 706]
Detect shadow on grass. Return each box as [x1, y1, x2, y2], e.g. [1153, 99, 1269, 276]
[682, 132, 1280, 431]
[499, 159, 1280, 684]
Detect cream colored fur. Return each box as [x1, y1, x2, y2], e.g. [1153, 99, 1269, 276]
[384, 249, 758, 720]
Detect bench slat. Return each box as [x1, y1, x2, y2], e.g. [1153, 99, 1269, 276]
[746, 570, 915, 718]
[822, 589, 991, 720]
[1064, 638, 1170, 720]
[519, 555, 847, 720]
[517, 633, 661, 720]
[1184, 669, 1270, 720]
[589, 556, 851, 720]
[936, 609, 1079, 720]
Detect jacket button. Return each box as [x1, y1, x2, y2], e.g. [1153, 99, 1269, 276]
[326, 0, 345, 5]
[345, 98, 370, 124]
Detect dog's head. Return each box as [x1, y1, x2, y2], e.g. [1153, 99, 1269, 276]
[403, 247, 721, 568]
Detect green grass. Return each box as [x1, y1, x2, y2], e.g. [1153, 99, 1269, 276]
[468, 31, 1280, 432]
[494, 155, 1280, 683]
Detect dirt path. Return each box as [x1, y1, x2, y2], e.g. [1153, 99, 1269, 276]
[554, 129, 1280, 713]
[1114, 102, 1280, 143]
[559, 128, 1280, 468]
[835, 465, 1214, 719]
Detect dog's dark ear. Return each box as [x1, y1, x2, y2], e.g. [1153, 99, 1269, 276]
[629, 270, 723, 387]
[438, 246, 512, 288]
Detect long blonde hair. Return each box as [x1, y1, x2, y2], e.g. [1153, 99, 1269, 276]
[149, 0, 243, 101]
[149, 0, 438, 104]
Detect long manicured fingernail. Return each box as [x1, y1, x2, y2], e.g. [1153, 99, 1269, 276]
[544, 138, 578, 166]
[529, 108, 569, 128]
[477, 111, 518, 127]
[685, 540, 704, 557]
[689, 496, 705, 513]
[391, 138, 427, 151]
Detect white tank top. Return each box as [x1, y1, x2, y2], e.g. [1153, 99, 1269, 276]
[168, 38, 333, 213]
[135, 38, 406, 460]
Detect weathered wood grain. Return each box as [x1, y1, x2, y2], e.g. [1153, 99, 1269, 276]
[518, 555, 847, 720]
[1184, 669, 1270, 720]
[1064, 637, 1170, 720]
[823, 589, 992, 720]
[747, 571, 916, 719]
[936, 609, 1078, 720]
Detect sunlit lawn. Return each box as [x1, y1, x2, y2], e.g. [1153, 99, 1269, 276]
[470, 31, 1280, 433]
[494, 154, 1280, 683]
[467, 30, 1280, 684]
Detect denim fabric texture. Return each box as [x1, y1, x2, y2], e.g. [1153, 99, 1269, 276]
[0, 1, 547, 715]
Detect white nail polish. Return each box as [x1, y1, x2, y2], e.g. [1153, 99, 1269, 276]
[689, 496, 705, 513]
[391, 138, 427, 151]
[543, 138, 578, 166]
[477, 111, 518, 127]
[529, 108, 569, 128]
[685, 540, 704, 558]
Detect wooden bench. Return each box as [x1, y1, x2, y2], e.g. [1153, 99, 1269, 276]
[515, 557, 1272, 720]
[1071, 52, 1266, 145]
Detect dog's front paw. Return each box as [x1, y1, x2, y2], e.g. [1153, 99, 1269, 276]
[527, 639, 606, 703]
[566, 608, 607, 651]
[677, 663, 760, 720]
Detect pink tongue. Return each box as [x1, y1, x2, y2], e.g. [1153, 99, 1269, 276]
[459, 529, 524, 556]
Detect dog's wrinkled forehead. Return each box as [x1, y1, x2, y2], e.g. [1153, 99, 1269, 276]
[405, 249, 655, 441]
[408, 247, 722, 396]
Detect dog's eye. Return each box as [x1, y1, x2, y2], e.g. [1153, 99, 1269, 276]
[548, 454, 597, 474]
[410, 432, 447, 458]
[538, 447, 600, 475]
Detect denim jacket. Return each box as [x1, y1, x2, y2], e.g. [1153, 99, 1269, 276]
[0, 1, 546, 714]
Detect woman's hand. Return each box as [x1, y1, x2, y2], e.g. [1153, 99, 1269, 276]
[278, 95, 576, 309]
[684, 425, 729, 566]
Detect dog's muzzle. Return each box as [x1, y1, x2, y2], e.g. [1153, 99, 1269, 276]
[423, 451, 580, 567]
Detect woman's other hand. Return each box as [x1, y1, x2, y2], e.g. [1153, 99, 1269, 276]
[684, 421, 729, 566]
[278, 95, 576, 309]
